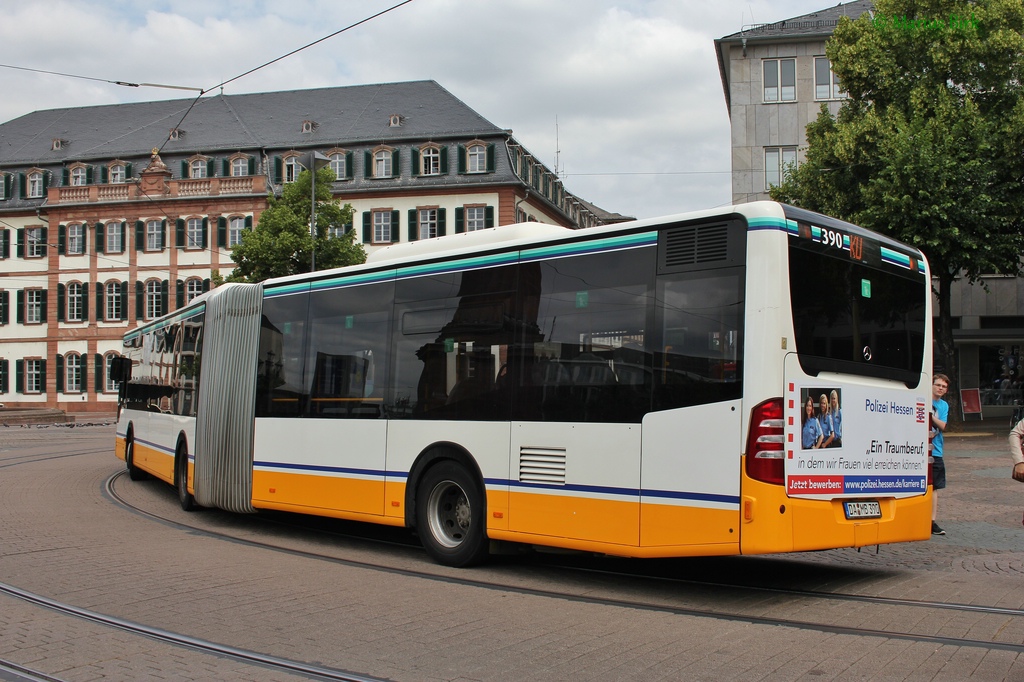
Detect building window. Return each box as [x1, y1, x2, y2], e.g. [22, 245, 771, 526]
[67, 224, 84, 255]
[187, 218, 203, 249]
[373, 211, 392, 243]
[189, 159, 207, 179]
[231, 158, 248, 177]
[330, 153, 346, 180]
[145, 280, 162, 320]
[26, 289, 44, 324]
[71, 167, 88, 186]
[146, 220, 162, 251]
[374, 150, 392, 178]
[26, 227, 45, 258]
[186, 279, 204, 303]
[468, 145, 486, 173]
[285, 157, 300, 183]
[418, 209, 438, 240]
[28, 172, 44, 198]
[106, 224, 123, 254]
[466, 206, 487, 232]
[763, 58, 796, 102]
[110, 164, 125, 184]
[0, 174, 6, 200]
[229, 216, 245, 247]
[105, 282, 121, 321]
[105, 353, 120, 392]
[65, 353, 82, 393]
[328, 225, 345, 239]
[765, 147, 798, 189]
[421, 147, 440, 175]
[814, 57, 845, 100]
[25, 359, 44, 393]
[66, 283, 83, 322]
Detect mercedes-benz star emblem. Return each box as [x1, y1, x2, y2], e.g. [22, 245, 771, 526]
[862, 346, 873, 361]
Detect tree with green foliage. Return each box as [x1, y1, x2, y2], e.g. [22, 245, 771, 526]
[771, 0, 1024, 423]
[227, 166, 365, 283]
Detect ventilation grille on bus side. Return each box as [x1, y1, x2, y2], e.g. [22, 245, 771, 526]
[662, 223, 730, 268]
[519, 447, 567, 485]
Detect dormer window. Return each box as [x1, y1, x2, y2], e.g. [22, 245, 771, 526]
[71, 166, 88, 186]
[52, 139, 67, 151]
[284, 155, 301, 183]
[169, 128, 183, 141]
[109, 163, 126, 184]
[415, 145, 447, 176]
[301, 120, 317, 134]
[190, 159, 207, 178]
[389, 114, 402, 127]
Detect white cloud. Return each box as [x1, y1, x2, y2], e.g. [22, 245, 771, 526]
[0, 0, 824, 219]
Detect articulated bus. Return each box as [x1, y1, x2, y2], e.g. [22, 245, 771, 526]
[112, 201, 933, 567]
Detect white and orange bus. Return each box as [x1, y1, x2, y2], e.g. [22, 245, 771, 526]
[112, 201, 933, 566]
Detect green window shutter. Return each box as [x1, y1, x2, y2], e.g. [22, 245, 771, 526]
[17, 173, 25, 199]
[364, 151, 372, 178]
[40, 360, 46, 391]
[176, 219, 185, 248]
[181, 161, 188, 178]
[221, 158, 230, 176]
[176, 280, 185, 309]
[39, 228, 47, 257]
[391, 150, 400, 177]
[99, 166, 107, 183]
[135, 281, 144, 319]
[411, 149, 420, 176]
[0, 359, 7, 393]
[408, 210, 417, 241]
[16, 290, 24, 323]
[161, 280, 169, 315]
[1, 229, 8, 259]
[345, 152, 353, 179]
[390, 211, 399, 242]
[208, 159, 216, 177]
[125, 163, 133, 178]
[58, 225, 66, 254]
[16, 228, 23, 258]
[42, 171, 50, 193]
[440, 147, 449, 174]
[81, 354, 88, 392]
[245, 215, 252, 229]
[55, 354, 64, 392]
[57, 283, 66, 321]
[40, 289, 47, 322]
[120, 222, 126, 249]
[95, 285, 103, 320]
[62, 168, 70, 186]
[81, 282, 88, 321]
[248, 157, 255, 175]
[273, 156, 283, 184]
[134, 221, 143, 251]
[95, 223, 105, 253]
[203, 279, 210, 293]
[202, 217, 209, 248]
[457, 146, 466, 174]
[94, 354, 103, 393]
[0, 290, 7, 325]
[86, 166, 94, 184]
[455, 207, 465, 234]
[119, 282, 129, 320]
[15, 360, 23, 394]
[486, 144, 496, 172]
[438, 208, 447, 237]
[485, 206, 495, 228]
[218, 217, 227, 248]
[362, 212, 372, 243]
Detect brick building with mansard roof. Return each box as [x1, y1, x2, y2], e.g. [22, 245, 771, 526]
[0, 80, 621, 413]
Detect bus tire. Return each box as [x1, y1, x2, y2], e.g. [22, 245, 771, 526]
[125, 435, 147, 481]
[176, 444, 198, 512]
[416, 460, 489, 567]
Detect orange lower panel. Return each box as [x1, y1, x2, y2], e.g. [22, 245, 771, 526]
[487, 529, 739, 558]
[114, 436, 126, 463]
[740, 467, 933, 554]
[640, 503, 740, 547]
[508, 491, 639, 546]
[134, 442, 174, 485]
[252, 470, 385, 517]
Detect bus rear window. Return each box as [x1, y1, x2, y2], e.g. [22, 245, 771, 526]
[788, 241, 926, 388]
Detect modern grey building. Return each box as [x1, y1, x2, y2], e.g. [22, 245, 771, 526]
[716, 1, 1024, 418]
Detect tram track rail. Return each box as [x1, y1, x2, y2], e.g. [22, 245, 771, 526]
[105, 470, 1024, 656]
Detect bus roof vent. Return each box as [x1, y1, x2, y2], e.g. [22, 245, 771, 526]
[657, 219, 744, 274]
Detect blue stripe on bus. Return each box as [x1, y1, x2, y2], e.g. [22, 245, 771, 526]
[485, 478, 740, 505]
[254, 461, 385, 477]
[135, 437, 176, 456]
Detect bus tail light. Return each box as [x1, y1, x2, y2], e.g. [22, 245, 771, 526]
[746, 398, 785, 485]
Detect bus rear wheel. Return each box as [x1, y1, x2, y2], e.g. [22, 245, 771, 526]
[125, 437, 147, 481]
[176, 445, 197, 512]
[416, 461, 489, 567]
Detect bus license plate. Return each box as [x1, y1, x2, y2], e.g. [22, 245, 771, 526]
[844, 501, 881, 519]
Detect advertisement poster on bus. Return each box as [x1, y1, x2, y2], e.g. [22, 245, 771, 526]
[784, 382, 930, 499]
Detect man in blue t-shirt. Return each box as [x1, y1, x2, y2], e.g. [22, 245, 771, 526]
[930, 373, 950, 535]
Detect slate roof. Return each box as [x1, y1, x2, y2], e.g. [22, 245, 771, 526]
[0, 80, 505, 166]
[718, 0, 873, 42]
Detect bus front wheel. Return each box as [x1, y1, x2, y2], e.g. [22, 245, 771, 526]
[125, 437, 147, 481]
[416, 461, 488, 567]
[176, 445, 197, 512]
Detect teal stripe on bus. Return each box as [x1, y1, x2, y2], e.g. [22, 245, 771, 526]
[880, 246, 912, 269]
[125, 304, 206, 341]
[396, 250, 520, 278]
[308, 269, 397, 293]
[521, 231, 657, 261]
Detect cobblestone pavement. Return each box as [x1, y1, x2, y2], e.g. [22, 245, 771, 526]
[0, 424, 1022, 681]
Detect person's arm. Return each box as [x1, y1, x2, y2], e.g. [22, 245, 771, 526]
[1010, 420, 1024, 482]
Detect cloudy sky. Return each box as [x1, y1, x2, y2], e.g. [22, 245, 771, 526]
[0, 0, 823, 220]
